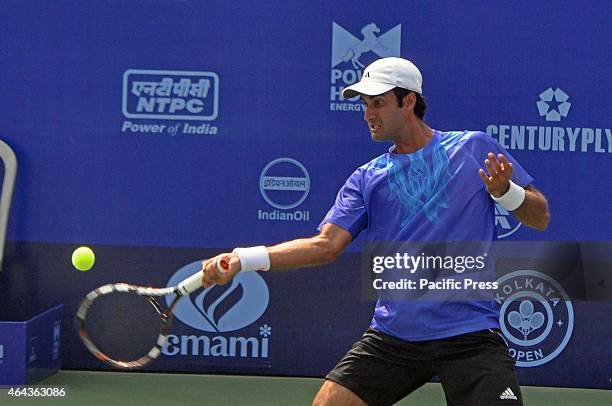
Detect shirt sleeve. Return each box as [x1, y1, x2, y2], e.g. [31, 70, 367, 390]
[318, 168, 368, 239]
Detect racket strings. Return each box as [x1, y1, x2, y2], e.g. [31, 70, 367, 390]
[81, 292, 166, 362]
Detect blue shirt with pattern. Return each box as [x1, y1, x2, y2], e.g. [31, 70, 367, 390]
[320, 130, 534, 340]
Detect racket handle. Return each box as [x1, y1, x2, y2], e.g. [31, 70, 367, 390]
[177, 258, 230, 295]
[177, 271, 204, 295]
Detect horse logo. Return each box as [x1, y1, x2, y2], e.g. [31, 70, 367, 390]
[343, 23, 390, 69]
[331, 22, 401, 69]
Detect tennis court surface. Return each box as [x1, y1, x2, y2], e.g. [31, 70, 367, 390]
[3, 370, 607, 405]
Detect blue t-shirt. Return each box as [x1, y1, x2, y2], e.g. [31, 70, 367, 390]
[320, 130, 534, 341]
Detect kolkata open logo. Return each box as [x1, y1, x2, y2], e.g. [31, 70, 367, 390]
[496, 270, 574, 367]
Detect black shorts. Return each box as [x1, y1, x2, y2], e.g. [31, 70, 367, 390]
[326, 328, 522, 406]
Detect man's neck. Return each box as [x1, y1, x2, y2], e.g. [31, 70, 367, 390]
[392, 121, 434, 154]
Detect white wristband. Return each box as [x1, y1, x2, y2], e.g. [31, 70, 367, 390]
[232, 246, 270, 272]
[491, 180, 526, 211]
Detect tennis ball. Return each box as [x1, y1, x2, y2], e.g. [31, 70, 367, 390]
[72, 246, 95, 271]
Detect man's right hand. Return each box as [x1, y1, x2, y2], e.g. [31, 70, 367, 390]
[200, 253, 242, 288]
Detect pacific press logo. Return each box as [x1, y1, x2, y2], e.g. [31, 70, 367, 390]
[496, 270, 574, 367]
[330, 22, 401, 112]
[163, 261, 271, 359]
[121, 69, 220, 136]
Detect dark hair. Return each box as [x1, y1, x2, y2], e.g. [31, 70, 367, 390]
[392, 87, 427, 119]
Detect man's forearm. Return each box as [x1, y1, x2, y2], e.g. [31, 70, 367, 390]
[266, 236, 338, 270]
[512, 186, 550, 231]
[266, 224, 353, 270]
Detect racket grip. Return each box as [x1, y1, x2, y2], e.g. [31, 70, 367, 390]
[177, 258, 230, 295]
[177, 270, 204, 295]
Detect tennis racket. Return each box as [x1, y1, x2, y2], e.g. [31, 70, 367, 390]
[75, 257, 228, 369]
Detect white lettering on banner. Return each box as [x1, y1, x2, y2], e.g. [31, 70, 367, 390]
[330, 102, 364, 112]
[509, 348, 544, 362]
[121, 121, 219, 136]
[122, 69, 219, 124]
[182, 123, 218, 135]
[258, 209, 310, 222]
[121, 121, 167, 133]
[257, 158, 311, 222]
[487, 126, 612, 154]
[330, 68, 362, 86]
[136, 97, 205, 114]
[131, 78, 211, 98]
[487, 88, 609, 154]
[261, 177, 308, 191]
[162, 334, 269, 358]
[495, 271, 573, 368]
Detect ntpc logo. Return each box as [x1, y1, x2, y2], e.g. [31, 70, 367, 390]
[162, 261, 270, 359]
[122, 69, 219, 120]
[537, 88, 571, 122]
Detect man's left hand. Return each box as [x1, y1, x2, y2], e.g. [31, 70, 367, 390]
[479, 153, 513, 197]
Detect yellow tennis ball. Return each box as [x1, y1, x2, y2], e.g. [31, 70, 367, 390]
[72, 246, 95, 271]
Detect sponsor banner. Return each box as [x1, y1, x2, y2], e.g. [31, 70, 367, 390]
[162, 261, 271, 364]
[258, 158, 311, 223]
[487, 88, 612, 154]
[1, 242, 611, 387]
[329, 22, 401, 112]
[121, 69, 220, 136]
[496, 270, 574, 367]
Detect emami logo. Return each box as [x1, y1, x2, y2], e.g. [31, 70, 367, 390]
[162, 262, 271, 360]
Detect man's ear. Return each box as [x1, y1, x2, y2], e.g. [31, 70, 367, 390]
[403, 92, 416, 109]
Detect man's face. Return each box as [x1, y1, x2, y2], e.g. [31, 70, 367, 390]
[361, 91, 407, 142]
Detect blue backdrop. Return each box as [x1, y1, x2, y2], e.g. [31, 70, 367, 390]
[0, 0, 610, 389]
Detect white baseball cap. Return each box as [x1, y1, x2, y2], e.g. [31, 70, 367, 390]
[342, 57, 423, 99]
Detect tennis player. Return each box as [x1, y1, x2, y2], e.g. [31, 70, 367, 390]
[201, 57, 550, 405]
